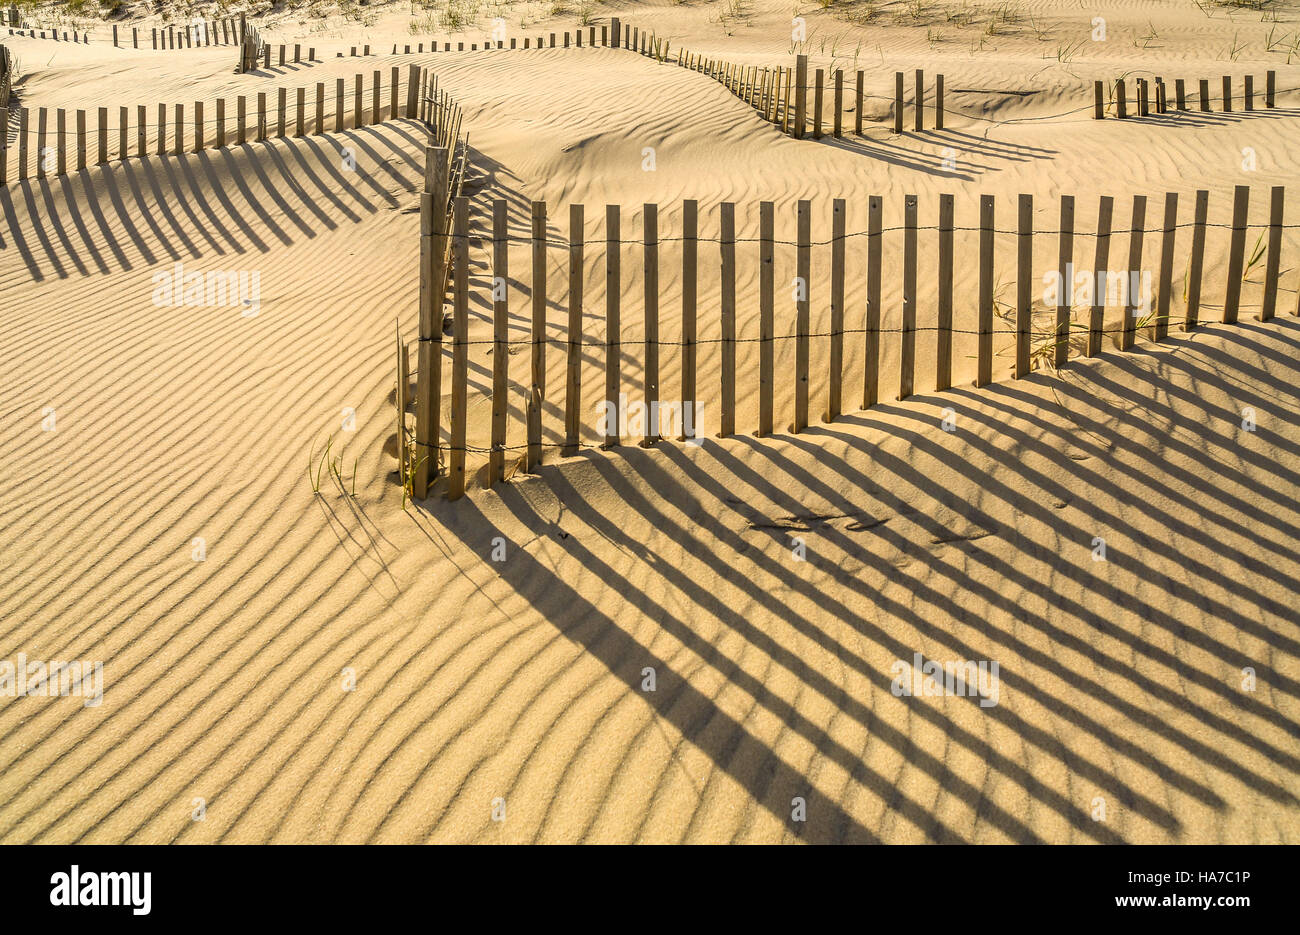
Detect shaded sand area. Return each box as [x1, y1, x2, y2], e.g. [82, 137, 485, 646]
[2, 0, 1299, 842]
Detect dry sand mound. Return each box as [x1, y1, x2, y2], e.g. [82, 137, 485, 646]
[1, 0, 1299, 843]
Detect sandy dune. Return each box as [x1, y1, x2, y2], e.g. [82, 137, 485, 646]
[1, 0, 1298, 843]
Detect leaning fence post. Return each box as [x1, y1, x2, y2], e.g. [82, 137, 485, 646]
[1186, 191, 1209, 330]
[976, 194, 994, 385]
[447, 196, 470, 500]
[1261, 186, 1284, 321]
[1055, 195, 1074, 367]
[1223, 185, 1249, 324]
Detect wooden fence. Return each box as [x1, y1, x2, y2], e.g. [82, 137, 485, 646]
[0, 64, 449, 185]
[401, 185, 1296, 500]
[1096, 71, 1278, 118]
[0, 43, 9, 108]
[5, 26, 89, 42]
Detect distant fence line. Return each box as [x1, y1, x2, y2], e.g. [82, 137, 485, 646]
[0, 63, 459, 185]
[1096, 72, 1278, 118]
[399, 185, 1296, 500]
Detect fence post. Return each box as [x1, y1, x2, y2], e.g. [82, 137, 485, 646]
[936, 194, 954, 390]
[976, 194, 994, 385]
[604, 204, 621, 448]
[1175, 78, 1186, 110]
[720, 202, 736, 437]
[1244, 74, 1254, 111]
[828, 198, 846, 418]
[1184, 190, 1208, 330]
[0, 107, 7, 185]
[527, 201, 546, 472]
[1261, 186, 1284, 321]
[855, 70, 864, 134]
[894, 71, 904, 133]
[335, 78, 344, 131]
[1222, 75, 1232, 113]
[865, 196, 883, 406]
[1055, 195, 1074, 367]
[1093, 81, 1104, 118]
[833, 69, 843, 138]
[1015, 194, 1032, 377]
[915, 68, 924, 131]
[406, 63, 420, 117]
[1223, 185, 1249, 323]
[256, 93, 265, 142]
[277, 88, 286, 138]
[563, 205, 584, 454]
[488, 199, 508, 486]
[682, 199, 698, 431]
[316, 83, 324, 135]
[794, 55, 808, 139]
[174, 103, 184, 155]
[900, 194, 918, 399]
[96, 107, 107, 165]
[447, 196, 470, 500]
[57, 108, 66, 175]
[1116, 78, 1127, 118]
[1266, 70, 1275, 108]
[396, 322, 408, 491]
[1089, 197, 1112, 355]
[1121, 195, 1147, 348]
[645, 203, 661, 443]
[354, 73, 363, 129]
[136, 105, 145, 158]
[936, 74, 944, 129]
[1155, 192, 1178, 340]
[813, 68, 823, 138]
[195, 100, 204, 152]
[1199, 79, 1210, 113]
[795, 199, 811, 431]
[759, 201, 774, 435]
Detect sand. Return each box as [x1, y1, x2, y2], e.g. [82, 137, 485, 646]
[1, 0, 1298, 843]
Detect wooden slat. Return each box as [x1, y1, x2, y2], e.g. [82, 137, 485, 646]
[335, 78, 344, 132]
[682, 200, 698, 427]
[488, 199, 508, 486]
[1055, 195, 1074, 366]
[1155, 192, 1178, 340]
[855, 70, 864, 135]
[1089, 196, 1113, 355]
[1121, 195, 1147, 348]
[527, 201, 546, 472]
[604, 204, 621, 448]
[915, 68, 924, 131]
[447, 196, 470, 500]
[900, 194, 918, 398]
[976, 195, 995, 384]
[1015, 194, 1033, 377]
[1186, 190, 1209, 329]
[794, 199, 811, 432]
[864, 195, 883, 406]
[794, 55, 807, 139]
[828, 197, 846, 418]
[720, 201, 736, 437]
[1223, 185, 1249, 324]
[644, 203, 660, 443]
[937, 193, 954, 390]
[759, 201, 775, 435]
[1261, 186, 1284, 321]
[96, 107, 107, 165]
[564, 205, 584, 454]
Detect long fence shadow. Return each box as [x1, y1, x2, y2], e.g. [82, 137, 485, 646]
[432, 318, 1300, 841]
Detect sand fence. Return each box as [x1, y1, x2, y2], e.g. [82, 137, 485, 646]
[400, 185, 1297, 501]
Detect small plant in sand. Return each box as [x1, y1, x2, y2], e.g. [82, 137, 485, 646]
[1054, 38, 1084, 64]
[1220, 31, 1247, 60]
[576, 0, 596, 25]
[308, 435, 359, 499]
